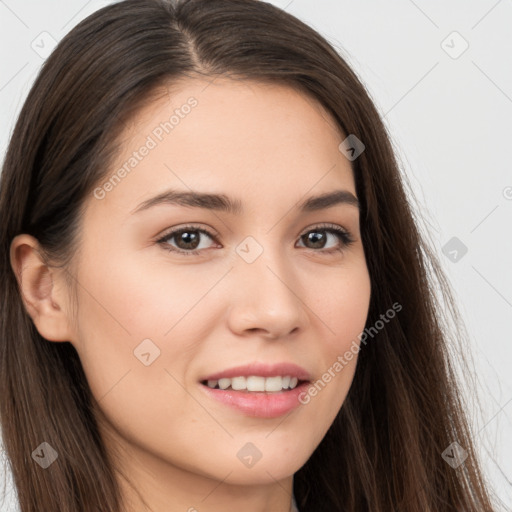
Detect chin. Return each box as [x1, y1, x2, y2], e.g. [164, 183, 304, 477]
[213, 450, 309, 485]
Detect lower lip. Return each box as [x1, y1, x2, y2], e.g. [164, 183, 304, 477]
[199, 381, 310, 418]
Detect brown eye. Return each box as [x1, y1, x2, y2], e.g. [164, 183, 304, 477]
[157, 225, 217, 256]
[297, 225, 355, 253]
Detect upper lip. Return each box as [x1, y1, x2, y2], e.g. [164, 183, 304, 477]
[201, 362, 312, 382]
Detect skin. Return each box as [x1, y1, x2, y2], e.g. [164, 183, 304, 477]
[11, 77, 371, 512]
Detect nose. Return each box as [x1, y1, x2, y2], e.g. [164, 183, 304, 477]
[226, 246, 310, 340]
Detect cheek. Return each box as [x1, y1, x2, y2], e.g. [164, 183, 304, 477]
[300, 261, 371, 426]
[310, 259, 371, 355]
[74, 249, 219, 347]
[70, 252, 179, 401]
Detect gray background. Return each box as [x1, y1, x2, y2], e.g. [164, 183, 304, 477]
[1, 0, 511, 510]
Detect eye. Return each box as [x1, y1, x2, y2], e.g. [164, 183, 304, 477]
[296, 223, 355, 254]
[156, 225, 218, 256]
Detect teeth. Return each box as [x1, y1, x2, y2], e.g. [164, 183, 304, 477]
[264, 376, 282, 392]
[247, 376, 265, 391]
[218, 378, 230, 390]
[205, 375, 300, 392]
[231, 376, 246, 390]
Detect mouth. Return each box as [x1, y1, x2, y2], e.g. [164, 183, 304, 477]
[198, 363, 312, 418]
[200, 375, 307, 393]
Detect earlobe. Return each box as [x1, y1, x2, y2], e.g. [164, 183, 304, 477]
[9, 234, 73, 343]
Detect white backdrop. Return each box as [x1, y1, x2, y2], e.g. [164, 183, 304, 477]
[1, 0, 511, 510]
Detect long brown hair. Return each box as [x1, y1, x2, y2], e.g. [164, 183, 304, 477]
[0, 0, 501, 510]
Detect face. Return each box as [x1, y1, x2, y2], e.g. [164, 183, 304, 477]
[46, 78, 371, 496]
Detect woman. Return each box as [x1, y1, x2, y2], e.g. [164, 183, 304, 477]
[0, 0, 500, 510]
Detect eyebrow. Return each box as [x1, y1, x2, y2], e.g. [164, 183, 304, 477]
[131, 188, 360, 215]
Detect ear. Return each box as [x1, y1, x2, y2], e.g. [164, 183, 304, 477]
[10, 234, 74, 343]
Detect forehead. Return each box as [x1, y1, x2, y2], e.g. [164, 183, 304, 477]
[89, 77, 356, 218]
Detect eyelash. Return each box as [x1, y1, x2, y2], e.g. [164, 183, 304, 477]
[155, 223, 356, 257]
